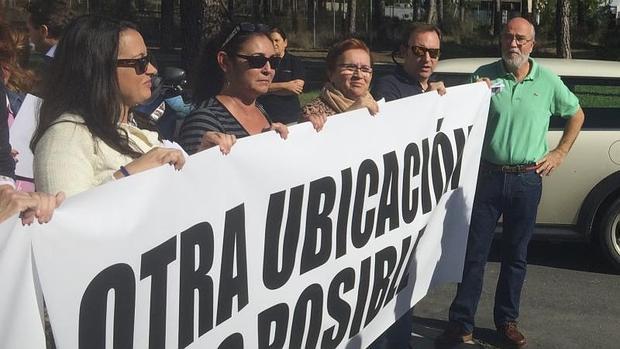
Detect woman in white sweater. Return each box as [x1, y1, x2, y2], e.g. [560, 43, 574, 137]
[31, 16, 185, 197]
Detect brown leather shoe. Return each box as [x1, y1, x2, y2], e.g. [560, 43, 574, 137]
[435, 322, 475, 348]
[497, 321, 527, 348]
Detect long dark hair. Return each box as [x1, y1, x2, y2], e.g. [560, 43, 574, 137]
[30, 15, 141, 158]
[192, 23, 271, 105]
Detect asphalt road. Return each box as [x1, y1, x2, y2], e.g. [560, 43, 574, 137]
[407, 240, 620, 349]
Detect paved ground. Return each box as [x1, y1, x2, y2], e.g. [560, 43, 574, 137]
[407, 240, 620, 349]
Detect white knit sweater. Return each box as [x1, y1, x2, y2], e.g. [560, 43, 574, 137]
[34, 113, 161, 197]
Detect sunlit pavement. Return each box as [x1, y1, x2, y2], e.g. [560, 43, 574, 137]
[407, 240, 620, 349]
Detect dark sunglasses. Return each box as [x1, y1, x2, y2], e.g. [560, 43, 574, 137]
[235, 54, 281, 69]
[116, 53, 153, 75]
[411, 46, 441, 59]
[221, 22, 271, 49]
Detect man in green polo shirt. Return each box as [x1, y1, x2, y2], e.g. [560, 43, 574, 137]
[437, 17, 584, 348]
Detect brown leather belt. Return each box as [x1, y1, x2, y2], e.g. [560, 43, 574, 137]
[482, 161, 538, 173]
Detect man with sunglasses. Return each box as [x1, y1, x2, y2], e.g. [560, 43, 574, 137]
[437, 17, 584, 348]
[372, 24, 445, 102]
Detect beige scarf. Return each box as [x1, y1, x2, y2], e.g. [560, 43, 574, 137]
[319, 83, 372, 114]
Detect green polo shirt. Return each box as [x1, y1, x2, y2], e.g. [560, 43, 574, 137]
[473, 58, 580, 165]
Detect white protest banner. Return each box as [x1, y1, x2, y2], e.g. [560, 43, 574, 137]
[9, 94, 41, 179]
[0, 82, 489, 349]
[0, 218, 46, 349]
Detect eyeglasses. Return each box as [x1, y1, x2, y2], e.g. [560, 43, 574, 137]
[235, 54, 281, 69]
[221, 22, 270, 49]
[501, 33, 533, 45]
[117, 54, 153, 75]
[410, 46, 441, 59]
[338, 64, 373, 74]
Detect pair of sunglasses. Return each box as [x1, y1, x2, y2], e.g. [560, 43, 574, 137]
[410, 46, 441, 59]
[221, 22, 271, 49]
[117, 54, 153, 75]
[235, 54, 281, 69]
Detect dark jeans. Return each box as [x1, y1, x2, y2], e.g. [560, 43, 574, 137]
[448, 167, 542, 333]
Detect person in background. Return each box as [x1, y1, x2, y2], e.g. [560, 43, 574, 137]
[179, 22, 288, 155]
[257, 27, 305, 124]
[25, 0, 74, 58]
[0, 20, 36, 112]
[372, 24, 446, 101]
[301, 38, 378, 131]
[31, 15, 185, 198]
[0, 73, 62, 225]
[437, 17, 585, 348]
[0, 19, 37, 191]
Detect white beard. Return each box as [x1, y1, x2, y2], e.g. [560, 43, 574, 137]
[502, 51, 529, 72]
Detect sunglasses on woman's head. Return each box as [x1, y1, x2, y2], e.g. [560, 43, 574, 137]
[116, 53, 153, 75]
[221, 22, 271, 49]
[235, 54, 281, 69]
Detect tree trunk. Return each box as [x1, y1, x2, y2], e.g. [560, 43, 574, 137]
[372, 0, 384, 37]
[347, 0, 356, 34]
[161, 0, 175, 51]
[437, 0, 443, 26]
[426, 0, 437, 25]
[179, 0, 228, 71]
[114, 0, 136, 21]
[290, 0, 299, 32]
[556, 0, 572, 58]
[253, 0, 261, 21]
[577, 0, 586, 26]
[493, 0, 502, 35]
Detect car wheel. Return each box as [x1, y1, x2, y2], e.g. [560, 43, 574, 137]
[599, 198, 620, 270]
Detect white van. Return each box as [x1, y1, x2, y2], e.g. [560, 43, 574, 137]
[434, 58, 620, 270]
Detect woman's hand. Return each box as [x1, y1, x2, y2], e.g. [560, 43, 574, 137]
[19, 191, 65, 225]
[199, 131, 237, 155]
[119, 147, 186, 178]
[286, 80, 305, 95]
[348, 94, 379, 116]
[0, 185, 65, 225]
[307, 113, 328, 132]
[271, 122, 289, 139]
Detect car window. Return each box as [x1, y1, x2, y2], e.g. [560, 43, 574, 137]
[551, 77, 620, 129]
[435, 73, 620, 130]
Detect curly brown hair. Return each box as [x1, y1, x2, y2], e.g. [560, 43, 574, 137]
[0, 20, 36, 93]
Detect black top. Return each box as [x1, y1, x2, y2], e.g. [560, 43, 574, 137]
[371, 65, 426, 102]
[257, 52, 305, 124]
[0, 78, 15, 179]
[179, 97, 271, 155]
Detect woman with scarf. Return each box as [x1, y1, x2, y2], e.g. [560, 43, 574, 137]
[301, 38, 378, 131]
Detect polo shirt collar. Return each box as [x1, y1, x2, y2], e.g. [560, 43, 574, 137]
[498, 57, 538, 81]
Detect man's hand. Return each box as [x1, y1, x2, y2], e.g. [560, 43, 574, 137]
[536, 148, 567, 176]
[428, 81, 447, 96]
[537, 107, 585, 176]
